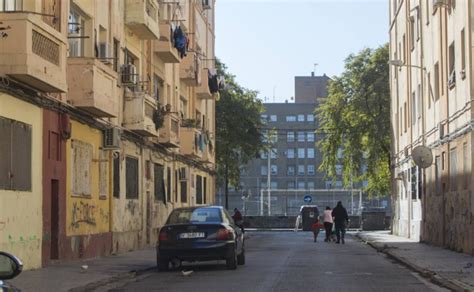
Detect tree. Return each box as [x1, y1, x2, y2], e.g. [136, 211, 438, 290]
[317, 44, 390, 198]
[215, 59, 266, 209]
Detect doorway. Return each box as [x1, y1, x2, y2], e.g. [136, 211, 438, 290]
[50, 179, 59, 260]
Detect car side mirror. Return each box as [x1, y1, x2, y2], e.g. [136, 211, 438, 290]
[0, 252, 23, 280]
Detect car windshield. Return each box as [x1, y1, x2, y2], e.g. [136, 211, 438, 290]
[167, 208, 222, 224]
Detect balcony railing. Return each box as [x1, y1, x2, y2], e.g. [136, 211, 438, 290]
[125, 0, 160, 39]
[180, 52, 201, 87]
[0, 13, 67, 92]
[159, 114, 180, 148]
[67, 58, 118, 117]
[123, 90, 159, 137]
[153, 23, 180, 63]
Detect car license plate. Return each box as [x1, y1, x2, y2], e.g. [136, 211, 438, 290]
[179, 232, 205, 239]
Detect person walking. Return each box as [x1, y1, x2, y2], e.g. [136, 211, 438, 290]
[332, 201, 349, 244]
[232, 208, 244, 232]
[311, 217, 324, 242]
[323, 206, 334, 242]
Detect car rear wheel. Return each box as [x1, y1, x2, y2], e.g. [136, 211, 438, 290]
[226, 250, 237, 270]
[157, 256, 169, 272]
[237, 248, 245, 265]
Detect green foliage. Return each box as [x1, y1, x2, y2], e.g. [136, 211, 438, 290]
[317, 44, 390, 198]
[215, 59, 265, 196]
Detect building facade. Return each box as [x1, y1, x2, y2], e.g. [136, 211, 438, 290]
[0, 0, 217, 269]
[390, 0, 474, 254]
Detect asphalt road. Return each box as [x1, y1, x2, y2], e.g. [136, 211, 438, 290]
[109, 232, 447, 292]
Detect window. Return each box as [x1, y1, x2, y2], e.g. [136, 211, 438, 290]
[287, 149, 295, 159]
[287, 166, 295, 176]
[307, 132, 315, 142]
[68, 8, 87, 57]
[417, 84, 421, 119]
[410, 16, 415, 51]
[287, 182, 295, 189]
[287, 132, 295, 142]
[404, 102, 407, 132]
[126, 157, 139, 199]
[71, 140, 92, 196]
[261, 182, 267, 189]
[448, 42, 455, 88]
[154, 164, 165, 202]
[297, 114, 305, 122]
[428, 72, 432, 109]
[450, 148, 457, 191]
[298, 132, 305, 142]
[0, 0, 22, 11]
[271, 165, 278, 175]
[307, 165, 315, 175]
[411, 166, 418, 200]
[0, 117, 32, 191]
[307, 148, 315, 159]
[325, 181, 333, 189]
[335, 181, 343, 188]
[286, 115, 296, 122]
[425, 0, 430, 25]
[461, 29, 466, 73]
[411, 91, 416, 126]
[307, 182, 314, 189]
[113, 155, 120, 198]
[298, 148, 305, 158]
[307, 114, 314, 122]
[261, 166, 268, 176]
[261, 114, 268, 122]
[271, 181, 278, 189]
[270, 148, 277, 159]
[113, 38, 120, 72]
[298, 165, 305, 176]
[260, 151, 268, 159]
[180, 168, 188, 203]
[270, 115, 277, 122]
[167, 167, 172, 202]
[298, 182, 305, 190]
[196, 175, 203, 204]
[336, 164, 343, 175]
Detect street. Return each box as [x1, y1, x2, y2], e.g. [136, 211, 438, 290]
[110, 232, 446, 292]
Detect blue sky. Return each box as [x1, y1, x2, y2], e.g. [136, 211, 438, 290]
[215, 0, 389, 102]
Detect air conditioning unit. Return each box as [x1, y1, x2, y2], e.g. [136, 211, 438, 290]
[202, 0, 211, 9]
[98, 43, 111, 64]
[433, 0, 447, 9]
[103, 128, 121, 149]
[121, 64, 138, 85]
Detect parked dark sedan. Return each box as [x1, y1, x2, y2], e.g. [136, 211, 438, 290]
[156, 206, 245, 271]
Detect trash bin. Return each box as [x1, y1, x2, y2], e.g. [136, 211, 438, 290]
[300, 205, 319, 231]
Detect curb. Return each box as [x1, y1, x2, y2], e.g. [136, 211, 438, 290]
[356, 233, 470, 292]
[69, 266, 156, 292]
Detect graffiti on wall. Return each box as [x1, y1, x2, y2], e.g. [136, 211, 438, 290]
[71, 201, 97, 228]
[6, 234, 40, 249]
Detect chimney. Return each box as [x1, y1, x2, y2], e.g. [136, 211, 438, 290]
[311, 72, 315, 77]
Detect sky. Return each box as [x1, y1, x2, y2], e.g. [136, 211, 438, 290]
[215, 0, 389, 103]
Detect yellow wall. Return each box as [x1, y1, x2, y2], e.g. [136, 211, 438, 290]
[0, 93, 43, 269]
[66, 120, 110, 236]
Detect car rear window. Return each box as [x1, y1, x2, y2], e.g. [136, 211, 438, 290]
[167, 208, 222, 224]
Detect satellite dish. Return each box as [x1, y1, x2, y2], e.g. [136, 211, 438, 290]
[412, 145, 433, 169]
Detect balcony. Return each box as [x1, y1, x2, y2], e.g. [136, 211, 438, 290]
[180, 52, 201, 87]
[67, 58, 118, 117]
[0, 13, 67, 92]
[123, 91, 159, 137]
[125, 0, 160, 39]
[159, 114, 180, 148]
[153, 24, 180, 63]
[196, 69, 212, 99]
[180, 127, 203, 158]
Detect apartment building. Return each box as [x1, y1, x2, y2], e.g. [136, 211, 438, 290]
[390, 0, 474, 254]
[0, 0, 217, 269]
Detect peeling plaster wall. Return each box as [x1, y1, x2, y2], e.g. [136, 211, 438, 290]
[0, 93, 43, 270]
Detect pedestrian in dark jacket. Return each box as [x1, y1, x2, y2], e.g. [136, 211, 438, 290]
[332, 201, 349, 244]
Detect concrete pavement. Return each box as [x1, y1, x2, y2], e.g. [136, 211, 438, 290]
[357, 231, 474, 292]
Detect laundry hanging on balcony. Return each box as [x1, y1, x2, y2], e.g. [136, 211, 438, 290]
[173, 26, 188, 58]
[208, 68, 219, 94]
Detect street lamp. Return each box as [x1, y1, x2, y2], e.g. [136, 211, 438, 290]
[388, 59, 426, 71]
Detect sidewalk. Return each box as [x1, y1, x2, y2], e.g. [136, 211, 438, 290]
[10, 248, 156, 292]
[357, 231, 474, 292]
